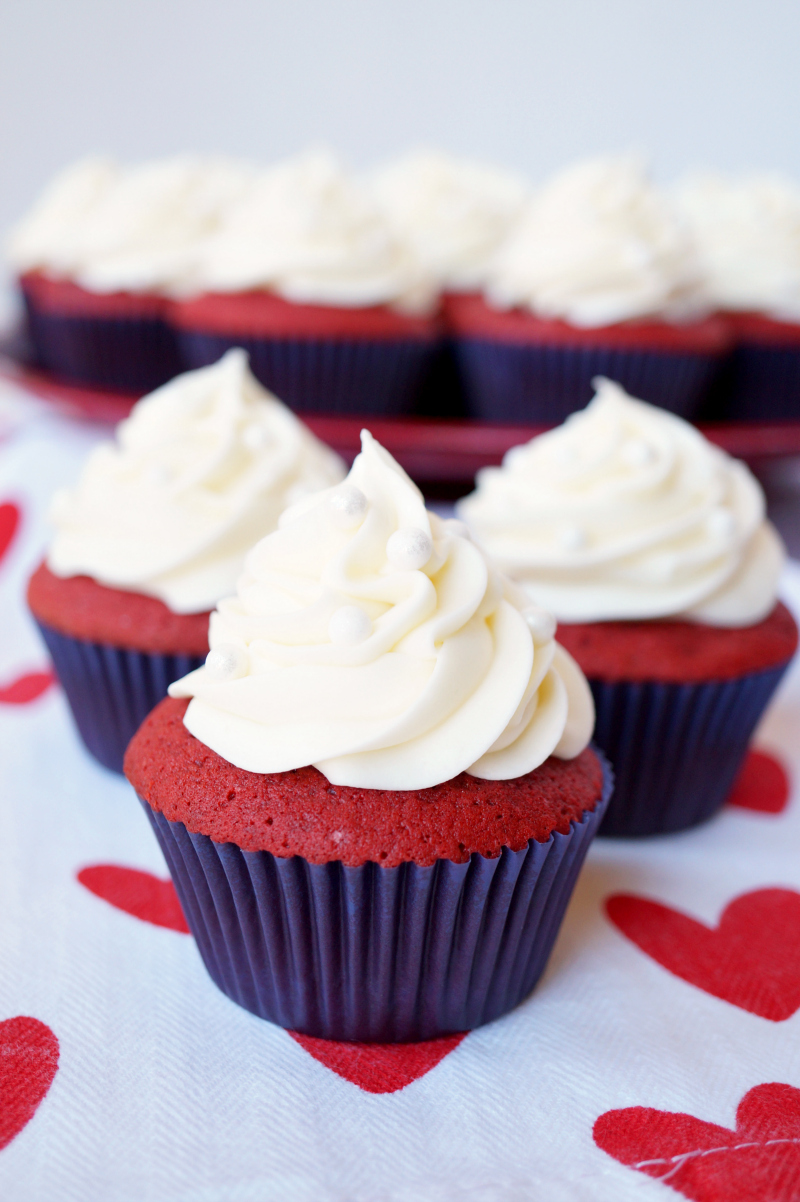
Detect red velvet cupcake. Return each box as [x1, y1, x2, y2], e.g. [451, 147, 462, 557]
[459, 379, 797, 835]
[450, 157, 725, 423]
[28, 351, 344, 773]
[171, 151, 439, 415]
[125, 432, 607, 1041]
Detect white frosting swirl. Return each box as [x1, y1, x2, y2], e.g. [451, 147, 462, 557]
[169, 431, 594, 788]
[368, 149, 528, 291]
[486, 156, 706, 327]
[191, 150, 437, 314]
[674, 172, 800, 321]
[47, 350, 346, 613]
[457, 379, 784, 626]
[8, 155, 254, 293]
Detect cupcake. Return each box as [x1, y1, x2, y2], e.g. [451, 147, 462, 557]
[368, 149, 528, 417]
[170, 150, 439, 415]
[28, 350, 345, 773]
[446, 156, 728, 423]
[458, 378, 797, 836]
[124, 431, 608, 1042]
[8, 155, 252, 393]
[675, 171, 800, 418]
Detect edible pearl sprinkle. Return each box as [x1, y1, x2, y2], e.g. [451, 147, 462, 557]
[205, 643, 249, 681]
[622, 439, 653, 467]
[327, 485, 369, 529]
[706, 507, 736, 538]
[559, 525, 587, 551]
[386, 526, 433, 570]
[329, 605, 373, 646]
[522, 606, 556, 643]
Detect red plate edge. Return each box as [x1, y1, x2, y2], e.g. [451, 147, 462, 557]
[3, 357, 799, 487]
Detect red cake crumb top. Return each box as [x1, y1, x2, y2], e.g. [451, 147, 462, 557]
[725, 311, 800, 346]
[27, 562, 210, 656]
[443, 292, 730, 352]
[556, 602, 798, 684]
[20, 271, 168, 319]
[125, 697, 604, 869]
[169, 290, 440, 341]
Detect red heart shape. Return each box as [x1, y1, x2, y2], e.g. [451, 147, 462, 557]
[606, 889, 800, 1021]
[0, 670, 55, 705]
[727, 750, 790, 814]
[0, 1016, 59, 1151]
[0, 502, 20, 566]
[77, 865, 190, 934]
[289, 1031, 466, 1094]
[594, 1082, 800, 1202]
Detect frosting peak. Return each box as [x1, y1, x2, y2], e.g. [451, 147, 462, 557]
[457, 379, 784, 625]
[48, 350, 346, 612]
[170, 431, 593, 788]
[486, 156, 706, 327]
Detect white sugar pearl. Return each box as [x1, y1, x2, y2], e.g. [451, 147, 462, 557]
[522, 606, 556, 644]
[558, 525, 587, 552]
[443, 518, 470, 540]
[327, 486, 369, 529]
[205, 643, 249, 682]
[386, 526, 433, 570]
[706, 507, 736, 539]
[622, 439, 653, 467]
[243, 423, 269, 451]
[329, 605, 372, 646]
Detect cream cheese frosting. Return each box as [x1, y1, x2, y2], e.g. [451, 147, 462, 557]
[8, 155, 254, 293]
[368, 149, 528, 291]
[674, 172, 800, 321]
[169, 430, 594, 788]
[47, 350, 346, 613]
[191, 149, 437, 314]
[486, 156, 706, 327]
[457, 379, 784, 626]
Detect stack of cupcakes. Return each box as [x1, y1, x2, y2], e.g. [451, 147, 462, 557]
[459, 377, 797, 835]
[28, 349, 345, 772]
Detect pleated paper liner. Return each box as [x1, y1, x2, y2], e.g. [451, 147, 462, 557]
[723, 344, 800, 420]
[589, 662, 791, 837]
[454, 339, 721, 423]
[22, 294, 181, 395]
[140, 750, 612, 1042]
[176, 331, 438, 415]
[35, 620, 204, 774]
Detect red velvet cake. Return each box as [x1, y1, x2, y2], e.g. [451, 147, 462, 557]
[125, 697, 605, 869]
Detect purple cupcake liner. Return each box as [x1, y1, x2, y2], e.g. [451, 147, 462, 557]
[21, 290, 182, 394]
[176, 331, 437, 415]
[721, 344, 800, 420]
[454, 338, 720, 423]
[35, 620, 205, 775]
[139, 750, 611, 1042]
[589, 662, 791, 837]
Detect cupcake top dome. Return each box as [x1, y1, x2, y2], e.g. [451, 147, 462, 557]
[169, 431, 594, 788]
[457, 378, 784, 625]
[189, 149, 437, 314]
[674, 171, 800, 321]
[368, 149, 528, 292]
[7, 154, 253, 294]
[47, 350, 345, 613]
[485, 156, 706, 327]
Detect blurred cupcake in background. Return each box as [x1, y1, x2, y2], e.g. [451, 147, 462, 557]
[675, 171, 800, 418]
[447, 157, 729, 423]
[458, 378, 797, 835]
[27, 349, 345, 773]
[171, 150, 439, 415]
[8, 155, 253, 393]
[369, 148, 528, 415]
[126, 430, 608, 1042]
